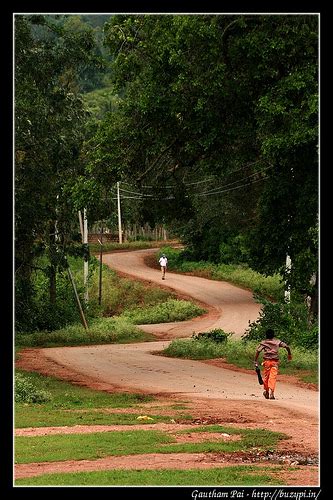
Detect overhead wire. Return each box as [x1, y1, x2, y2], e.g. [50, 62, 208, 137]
[116, 165, 271, 200]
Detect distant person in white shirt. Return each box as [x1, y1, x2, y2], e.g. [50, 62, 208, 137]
[158, 254, 168, 280]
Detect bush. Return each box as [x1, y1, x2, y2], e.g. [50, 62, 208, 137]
[192, 329, 232, 343]
[15, 372, 52, 403]
[242, 295, 318, 349]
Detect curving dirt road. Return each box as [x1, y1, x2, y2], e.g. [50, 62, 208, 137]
[16, 248, 319, 484]
[103, 248, 262, 339]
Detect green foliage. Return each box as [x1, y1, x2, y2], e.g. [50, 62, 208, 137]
[192, 329, 232, 343]
[16, 370, 152, 409]
[159, 246, 284, 301]
[15, 14, 99, 330]
[16, 317, 150, 348]
[121, 299, 205, 324]
[87, 256, 172, 317]
[89, 14, 318, 303]
[163, 336, 318, 376]
[219, 234, 251, 264]
[163, 337, 229, 360]
[242, 295, 318, 349]
[15, 372, 52, 404]
[16, 254, 86, 333]
[16, 253, 171, 334]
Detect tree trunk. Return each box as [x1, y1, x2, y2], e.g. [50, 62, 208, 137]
[307, 273, 318, 324]
[49, 221, 57, 305]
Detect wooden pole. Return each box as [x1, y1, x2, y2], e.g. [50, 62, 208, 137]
[67, 263, 88, 330]
[117, 182, 123, 244]
[284, 254, 291, 303]
[78, 211, 84, 242]
[98, 226, 103, 306]
[83, 208, 89, 303]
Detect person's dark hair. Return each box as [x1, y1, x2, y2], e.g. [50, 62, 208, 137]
[265, 328, 275, 339]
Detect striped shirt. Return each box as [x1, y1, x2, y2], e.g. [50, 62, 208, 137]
[256, 338, 289, 360]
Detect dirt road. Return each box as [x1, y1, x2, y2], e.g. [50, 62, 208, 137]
[16, 248, 319, 484]
[103, 248, 262, 338]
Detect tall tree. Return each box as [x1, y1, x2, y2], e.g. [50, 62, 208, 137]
[83, 14, 318, 305]
[15, 15, 97, 328]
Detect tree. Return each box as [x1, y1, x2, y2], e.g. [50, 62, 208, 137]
[86, 14, 318, 309]
[15, 15, 98, 330]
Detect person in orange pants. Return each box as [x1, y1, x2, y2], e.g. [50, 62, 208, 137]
[254, 328, 292, 400]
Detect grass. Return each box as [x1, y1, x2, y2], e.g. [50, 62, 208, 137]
[14, 371, 293, 488]
[15, 407, 181, 428]
[15, 465, 279, 486]
[16, 317, 152, 348]
[15, 425, 286, 464]
[120, 298, 206, 324]
[162, 338, 318, 385]
[88, 240, 176, 254]
[15, 370, 152, 408]
[16, 256, 205, 348]
[15, 371, 192, 428]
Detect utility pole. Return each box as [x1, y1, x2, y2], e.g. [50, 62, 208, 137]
[83, 208, 89, 303]
[284, 254, 291, 303]
[117, 181, 123, 244]
[98, 226, 103, 305]
[78, 210, 83, 241]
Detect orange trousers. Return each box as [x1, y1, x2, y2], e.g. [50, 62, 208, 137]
[262, 360, 279, 392]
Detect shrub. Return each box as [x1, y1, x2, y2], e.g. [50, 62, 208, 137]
[192, 329, 232, 343]
[242, 295, 318, 349]
[15, 372, 52, 403]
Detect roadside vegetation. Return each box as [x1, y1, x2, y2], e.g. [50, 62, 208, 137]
[162, 330, 318, 385]
[157, 247, 318, 351]
[14, 369, 289, 486]
[15, 466, 280, 486]
[16, 425, 286, 463]
[15, 370, 189, 428]
[157, 246, 284, 302]
[16, 244, 318, 384]
[16, 251, 205, 348]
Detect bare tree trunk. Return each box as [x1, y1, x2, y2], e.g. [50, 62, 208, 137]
[308, 273, 318, 324]
[49, 221, 57, 305]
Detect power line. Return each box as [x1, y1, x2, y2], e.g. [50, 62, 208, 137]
[112, 174, 269, 202]
[197, 165, 273, 196]
[195, 175, 269, 197]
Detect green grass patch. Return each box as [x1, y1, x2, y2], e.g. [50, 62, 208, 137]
[16, 255, 204, 348]
[162, 337, 318, 383]
[15, 465, 278, 486]
[15, 425, 286, 464]
[15, 406, 178, 428]
[15, 371, 192, 428]
[15, 370, 153, 408]
[88, 240, 172, 254]
[88, 262, 172, 317]
[120, 298, 206, 324]
[16, 316, 153, 348]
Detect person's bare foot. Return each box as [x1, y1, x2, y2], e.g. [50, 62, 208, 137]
[263, 390, 269, 399]
[269, 391, 275, 399]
